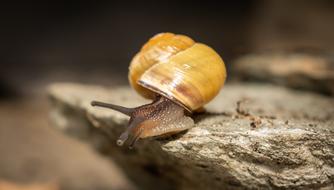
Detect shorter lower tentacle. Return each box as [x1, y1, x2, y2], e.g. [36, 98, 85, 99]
[117, 117, 144, 146]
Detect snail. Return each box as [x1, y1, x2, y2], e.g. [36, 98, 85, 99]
[91, 33, 226, 148]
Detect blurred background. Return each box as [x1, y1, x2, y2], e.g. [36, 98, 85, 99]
[1, 0, 334, 96]
[0, 1, 333, 189]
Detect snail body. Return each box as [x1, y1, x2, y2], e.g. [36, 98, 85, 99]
[92, 33, 226, 148]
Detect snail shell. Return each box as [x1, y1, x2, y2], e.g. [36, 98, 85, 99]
[91, 33, 227, 147]
[129, 33, 227, 111]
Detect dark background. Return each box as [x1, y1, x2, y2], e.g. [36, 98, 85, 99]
[1, 0, 333, 97]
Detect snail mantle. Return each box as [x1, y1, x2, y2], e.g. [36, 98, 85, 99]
[48, 83, 334, 190]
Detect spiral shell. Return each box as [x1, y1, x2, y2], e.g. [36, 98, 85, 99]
[128, 33, 226, 111]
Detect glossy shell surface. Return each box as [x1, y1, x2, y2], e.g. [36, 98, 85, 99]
[128, 33, 226, 111]
[129, 33, 195, 99]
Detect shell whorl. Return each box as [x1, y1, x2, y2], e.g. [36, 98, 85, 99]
[128, 33, 226, 111]
[128, 33, 195, 99]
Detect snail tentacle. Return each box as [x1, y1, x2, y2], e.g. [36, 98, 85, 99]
[116, 116, 144, 146]
[91, 101, 134, 116]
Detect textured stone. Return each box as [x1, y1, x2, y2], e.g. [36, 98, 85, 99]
[48, 82, 334, 190]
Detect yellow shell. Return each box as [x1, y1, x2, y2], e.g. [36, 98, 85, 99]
[128, 33, 226, 111]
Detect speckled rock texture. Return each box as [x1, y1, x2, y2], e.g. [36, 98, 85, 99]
[48, 82, 334, 190]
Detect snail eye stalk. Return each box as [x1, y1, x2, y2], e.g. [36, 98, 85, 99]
[91, 101, 134, 116]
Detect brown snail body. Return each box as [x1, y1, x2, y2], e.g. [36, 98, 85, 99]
[91, 33, 226, 148]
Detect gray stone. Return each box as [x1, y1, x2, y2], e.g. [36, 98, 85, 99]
[48, 82, 334, 190]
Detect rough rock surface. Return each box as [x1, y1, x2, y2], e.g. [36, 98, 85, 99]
[48, 82, 334, 190]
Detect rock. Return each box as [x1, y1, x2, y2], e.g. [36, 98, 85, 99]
[232, 53, 334, 95]
[48, 82, 334, 190]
